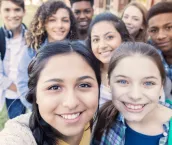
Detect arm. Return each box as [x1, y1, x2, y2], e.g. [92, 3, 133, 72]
[0, 56, 16, 92]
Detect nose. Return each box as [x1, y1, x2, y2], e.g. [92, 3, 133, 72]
[62, 89, 79, 110]
[128, 84, 142, 102]
[79, 12, 86, 19]
[57, 20, 62, 28]
[99, 39, 108, 50]
[9, 11, 17, 18]
[124, 17, 132, 25]
[157, 29, 167, 40]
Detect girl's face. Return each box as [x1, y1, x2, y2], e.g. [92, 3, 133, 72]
[91, 21, 122, 64]
[36, 53, 99, 138]
[45, 8, 71, 42]
[110, 55, 163, 123]
[122, 5, 143, 37]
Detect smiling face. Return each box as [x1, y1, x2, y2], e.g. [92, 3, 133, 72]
[0, 0, 25, 31]
[122, 5, 143, 37]
[45, 8, 71, 42]
[148, 13, 172, 53]
[72, 1, 93, 32]
[36, 52, 98, 138]
[110, 55, 163, 122]
[91, 21, 122, 64]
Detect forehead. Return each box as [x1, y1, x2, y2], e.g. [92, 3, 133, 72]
[91, 21, 118, 35]
[124, 5, 143, 17]
[112, 55, 161, 78]
[0, 0, 22, 9]
[51, 8, 69, 17]
[72, 1, 92, 10]
[39, 53, 95, 80]
[148, 13, 172, 28]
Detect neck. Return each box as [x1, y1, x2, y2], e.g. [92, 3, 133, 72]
[62, 130, 84, 145]
[101, 63, 109, 86]
[78, 29, 88, 40]
[10, 25, 22, 38]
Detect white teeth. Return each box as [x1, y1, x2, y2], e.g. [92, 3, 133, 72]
[61, 113, 80, 120]
[125, 103, 144, 110]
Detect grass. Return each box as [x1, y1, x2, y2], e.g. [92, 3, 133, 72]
[0, 5, 38, 130]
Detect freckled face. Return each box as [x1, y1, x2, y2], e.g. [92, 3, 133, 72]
[110, 55, 163, 122]
[36, 53, 99, 138]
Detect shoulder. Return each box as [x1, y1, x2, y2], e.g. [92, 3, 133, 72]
[158, 103, 172, 124]
[0, 113, 37, 145]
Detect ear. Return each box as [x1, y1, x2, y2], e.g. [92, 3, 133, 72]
[159, 86, 165, 101]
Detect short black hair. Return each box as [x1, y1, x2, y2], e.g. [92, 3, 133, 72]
[0, 0, 25, 10]
[70, 0, 94, 7]
[147, 1, 172, 22]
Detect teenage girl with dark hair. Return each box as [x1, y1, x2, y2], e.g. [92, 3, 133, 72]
[0, 41, 101, 145]
[86, 12, 132, 107]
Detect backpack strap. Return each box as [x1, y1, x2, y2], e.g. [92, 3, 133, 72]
[0, 27, 6, 60]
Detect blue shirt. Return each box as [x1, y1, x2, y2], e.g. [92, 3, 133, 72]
[125, 123, 163, 145]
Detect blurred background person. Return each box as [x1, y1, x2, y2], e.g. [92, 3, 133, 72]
[121, 1, 148, 42]
[70, 0, 94, 40]
[17, 0, 78, 110]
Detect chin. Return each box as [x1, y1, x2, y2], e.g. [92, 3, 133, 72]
[60, 127, 84, 137]
[124, 113, 145, 123]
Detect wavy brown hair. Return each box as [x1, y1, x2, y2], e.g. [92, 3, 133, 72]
[121, 1, 148, 42]
[26, 0, 78, 50]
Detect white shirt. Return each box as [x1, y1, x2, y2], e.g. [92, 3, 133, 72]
[0, 34, 27, 99]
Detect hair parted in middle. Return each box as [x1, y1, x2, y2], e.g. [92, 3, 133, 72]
[26, 40, 101, 145]
[26, 0, 79, 50]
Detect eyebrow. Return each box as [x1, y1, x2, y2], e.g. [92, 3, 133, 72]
[114, 75, 158, 80]
[44, 78, 63, 83]
[77, 76, 95, 81]
[44, 76, 95, 83]
[150, 22, 172, 28]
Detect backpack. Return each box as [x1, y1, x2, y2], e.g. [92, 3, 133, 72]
[0, 27, 6, 60]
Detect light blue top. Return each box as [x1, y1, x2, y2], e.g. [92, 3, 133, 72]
[16, 40, 48, 110]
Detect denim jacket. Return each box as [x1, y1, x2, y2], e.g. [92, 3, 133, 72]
[16, 40, 48, 110]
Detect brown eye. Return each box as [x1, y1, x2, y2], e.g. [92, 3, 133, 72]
[48, 85, 61, 90]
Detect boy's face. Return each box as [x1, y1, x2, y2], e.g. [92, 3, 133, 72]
[0, 0, 25, 30]
[148, 13, 172, 53]
[72, 1, 93, 32]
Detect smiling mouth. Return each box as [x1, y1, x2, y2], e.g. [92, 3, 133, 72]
[59, 112, 82, 120]
[123, 102, 146, 111]
[100, 51, 112, 57]
[156, 42, 170, 47]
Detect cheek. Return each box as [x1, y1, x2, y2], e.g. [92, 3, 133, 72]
[81, 91, 99, 111]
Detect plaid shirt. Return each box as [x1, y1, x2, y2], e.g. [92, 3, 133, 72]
[158, 50, 172, 81]
[91, 102, 172, 145]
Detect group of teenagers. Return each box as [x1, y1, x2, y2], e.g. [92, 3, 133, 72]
[0, 0, 172, 145]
